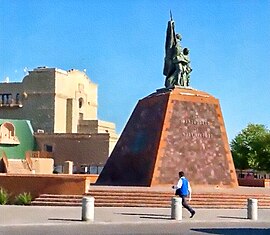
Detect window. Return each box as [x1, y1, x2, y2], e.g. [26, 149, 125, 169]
[44, 144, 53, 152]
[79, 98, 84, 108]
[0, 122, 20, 144]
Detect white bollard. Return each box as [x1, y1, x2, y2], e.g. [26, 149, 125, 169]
[247, 198, 258, 220]
[171, 197, 182, 220]
[82, 196, 95, 222]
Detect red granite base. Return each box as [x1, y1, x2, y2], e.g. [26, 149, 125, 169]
[96, 87, 238, 188]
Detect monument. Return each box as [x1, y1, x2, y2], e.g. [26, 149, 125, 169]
[96, 15, 238, 188]
[163, 12, 192, 88]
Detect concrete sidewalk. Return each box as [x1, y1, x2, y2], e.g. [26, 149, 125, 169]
[1, 205, 270, 226]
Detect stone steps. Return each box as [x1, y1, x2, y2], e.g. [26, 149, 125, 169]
[31, 188, 270, 208]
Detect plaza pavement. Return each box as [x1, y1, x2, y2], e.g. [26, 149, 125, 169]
[1, 186, 270, 234]
[1, 205, 270, 226]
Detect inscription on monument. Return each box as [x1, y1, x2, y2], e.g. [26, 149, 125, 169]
[159, 99, 231, 185]
[180, 115, 213, 138]
[181, 118, 210, 126]
[182, 131, 212, 139]
[180, 116, 212, 139]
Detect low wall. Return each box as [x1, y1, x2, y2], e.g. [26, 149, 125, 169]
[238, 178, 270, 187]
[0, 174, 98, 199]
[88, 174, 99, 184]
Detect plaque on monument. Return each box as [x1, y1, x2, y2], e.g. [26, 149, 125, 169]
[96, 15, 238, 188]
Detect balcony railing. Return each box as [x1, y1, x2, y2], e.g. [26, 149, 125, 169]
[0, 102, 23, 108]
[0, 93, 23, 108]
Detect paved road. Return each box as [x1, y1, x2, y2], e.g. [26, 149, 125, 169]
[2, 222, 270, 235]
[1, 206, 270, 234]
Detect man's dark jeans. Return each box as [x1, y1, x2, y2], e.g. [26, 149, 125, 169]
[179, 195, 195, 214]
[175, 189, 195, 214]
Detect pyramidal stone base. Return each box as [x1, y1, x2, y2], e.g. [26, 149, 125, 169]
[96, 87, 238, 188]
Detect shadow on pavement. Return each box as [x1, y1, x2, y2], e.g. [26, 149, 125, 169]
[217, 215, 247, 220]
[139, 216, 172, 220]
[48, 218, 82, 222]
[116, 212, 171, 220]
[191, 228, 270, 235]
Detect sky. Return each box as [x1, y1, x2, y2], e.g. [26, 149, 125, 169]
[0, 0, 269, 141]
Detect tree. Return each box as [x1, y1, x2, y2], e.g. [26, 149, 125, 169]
[230, 124, 270, 171]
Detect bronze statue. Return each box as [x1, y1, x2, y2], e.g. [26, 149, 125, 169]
[163, 13, 192, 88]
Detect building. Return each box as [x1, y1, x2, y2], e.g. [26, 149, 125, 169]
[0, 119, 35, 159]
[0, 67, 99, 133]
[0, 67, 118, 173]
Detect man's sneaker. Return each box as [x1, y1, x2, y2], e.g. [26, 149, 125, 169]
[190, 211, 195, 218]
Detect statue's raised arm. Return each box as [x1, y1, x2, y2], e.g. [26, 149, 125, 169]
[163, 15, 176, 77]
[163, 13, 192, 88]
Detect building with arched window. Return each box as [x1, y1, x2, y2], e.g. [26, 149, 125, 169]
[0, 67, 99, 133]
[0, 121, 20, 145]
[0, 67, 118, 173]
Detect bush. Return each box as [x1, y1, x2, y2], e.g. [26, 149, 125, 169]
[0, 188, 9, 205]
[15, 192, 32, 205]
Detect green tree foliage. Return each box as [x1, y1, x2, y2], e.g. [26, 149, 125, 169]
[230, 124, 270, 171]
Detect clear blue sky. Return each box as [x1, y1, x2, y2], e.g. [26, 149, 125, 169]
[1, 0, 269, 141]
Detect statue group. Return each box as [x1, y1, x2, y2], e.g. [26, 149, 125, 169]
[163, 15, 192, 88]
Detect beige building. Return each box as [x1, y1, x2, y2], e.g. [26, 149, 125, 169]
[0, 67, 99, 133]
[0, 67, 118, 173]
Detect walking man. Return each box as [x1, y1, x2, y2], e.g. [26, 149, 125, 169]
[173, 171, 196, 218]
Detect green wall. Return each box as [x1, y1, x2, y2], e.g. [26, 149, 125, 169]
[0, 119, 35, 159]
